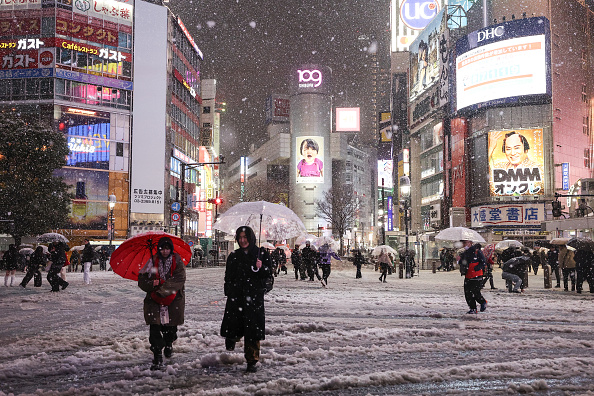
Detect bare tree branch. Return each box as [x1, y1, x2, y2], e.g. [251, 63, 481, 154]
[315, 185, 361, 255]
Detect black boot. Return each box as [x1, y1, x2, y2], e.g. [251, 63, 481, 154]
[164, 343, 173, 358]
[150, 347, 163, 370]
[225, 338, 236, 351]
[245, 361, 258, 373]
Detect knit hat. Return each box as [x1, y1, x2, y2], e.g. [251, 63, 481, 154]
[158, 236, 174, 252]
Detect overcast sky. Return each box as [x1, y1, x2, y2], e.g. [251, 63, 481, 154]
[169, 0, 390, 162]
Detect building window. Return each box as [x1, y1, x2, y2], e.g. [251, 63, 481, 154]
[585, 148, 591, 169]
[584, 116, 590, 135]
[203, 106, 211, 114]
[582, 84, 588, 103]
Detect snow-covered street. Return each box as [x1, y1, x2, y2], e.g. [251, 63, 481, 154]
[1, 264, 593, 395]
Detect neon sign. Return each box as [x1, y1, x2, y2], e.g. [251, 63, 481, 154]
[68, 137, 96, 153]
[177, 17, 204, 60]
[297, 69, 322, 88]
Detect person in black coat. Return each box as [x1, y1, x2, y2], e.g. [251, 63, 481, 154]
[20, 246, 46, 288]
[291, 245, 302, 280]
[81, 239, 95, 285]
[548, 247, 561, 288]
[220, 226, 273, 373]
[47, 242, 69, 292]
[574, 249, 594, 294]
[353, 249, 365, 279]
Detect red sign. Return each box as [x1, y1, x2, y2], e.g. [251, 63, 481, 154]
[171, 212, 180, 222]
[56, 18, 118, 47]
[0, 49, 37, 69]
[39, 50, 53, 66]
[0, 17, 40, 37]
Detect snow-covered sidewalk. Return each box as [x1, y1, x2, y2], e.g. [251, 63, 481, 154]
[0, 266, 592, 395]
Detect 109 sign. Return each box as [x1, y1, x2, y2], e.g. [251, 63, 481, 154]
[297, 69, 323, 88]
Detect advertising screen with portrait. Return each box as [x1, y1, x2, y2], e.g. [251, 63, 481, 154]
[296, 136, 324, 184]
[488, 128, 545, 197]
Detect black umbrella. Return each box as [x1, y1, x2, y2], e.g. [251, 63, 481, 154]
[567, 237, 594, 252]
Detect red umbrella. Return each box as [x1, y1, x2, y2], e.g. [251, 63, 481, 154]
[110, 231, 191, 281]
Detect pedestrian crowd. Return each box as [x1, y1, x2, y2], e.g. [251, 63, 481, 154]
[1, 239, 109, 291]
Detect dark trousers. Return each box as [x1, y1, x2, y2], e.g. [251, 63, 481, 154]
[379, 263, 388, 282]
[464, 278, 486, 310]
[355, 265, 362, 279]
[226, 337, 261, 364]
[47, 267, 67, 291]
[298, 264, 307, 280]
[21, 269, 39, 287]
[294, 265, 300, 280]
[481, 272, 495, 289]
[149, 324, 177, 351]
[308, 264, 321, 281]
[562, 268, 576, 290]
[320, 265, 331, 283]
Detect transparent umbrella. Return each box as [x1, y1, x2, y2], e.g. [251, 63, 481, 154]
[213, 201, 307, 244]
[295, 234, 318, 246]
[37, 232, 69, 244]
[371, 245, 397, 256]
[495, 240, 523, 250]
[434, 227, 485, 243]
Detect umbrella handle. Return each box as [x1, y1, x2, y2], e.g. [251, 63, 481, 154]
[258, 213, 263, 246]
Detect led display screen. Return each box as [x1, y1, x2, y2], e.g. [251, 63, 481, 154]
[296, 136, 324, 184]
[454, 17, 551, 113]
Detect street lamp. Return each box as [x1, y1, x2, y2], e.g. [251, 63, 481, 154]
[108, 194, 116, 248]
[400, 175, 411, 278]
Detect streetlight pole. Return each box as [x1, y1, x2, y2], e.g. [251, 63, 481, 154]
[400, 175, 411, 279]
[108, 194, 116, 248]
[179, 157, 225, 239]
[381, 178, 386, 245]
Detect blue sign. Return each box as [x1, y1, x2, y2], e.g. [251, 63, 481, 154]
[562, 163, 570, 191]
[400, 0, 440, 30]
[171, 202, 181, 212]
[188, 241, 194, 247]
[0, 68, 54, 80]
[56, 69, 133, 90]
[387, 196, 394, 232]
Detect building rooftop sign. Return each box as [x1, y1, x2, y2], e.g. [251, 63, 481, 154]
[177, 17, 203, 60]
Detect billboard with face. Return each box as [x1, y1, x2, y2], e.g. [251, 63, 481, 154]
[409, 8, 445, 102]
[488, 128, 545, 196]
[296, 136, 324, 183]
[454, 17, 551, 113]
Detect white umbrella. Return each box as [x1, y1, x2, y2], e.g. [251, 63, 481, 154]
[19, 248, 34, 255]
[550, 237, 570, 245]
[261, 241, 275, 249]
[315, 236, 339, 250]
[295, 234, 318, 246]
[275, 245, 292, 258]
[71, 245, 85, 251]
[37, 232, 69, 244]
[434, 227, 486, 243]
[371, 245, 397, 256]
[213, 201, 307, 243]
[495, 240, 523, 250]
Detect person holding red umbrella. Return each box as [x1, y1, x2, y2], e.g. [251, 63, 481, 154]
[138, 236, 186, 370]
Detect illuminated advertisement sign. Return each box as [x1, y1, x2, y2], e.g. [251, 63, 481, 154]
[378, 160, 394, 188]
[454, 17, 551, 113]
[409, 8, 444, 101]
[0, 0, 42, 9]
[488, 128, 545, 197]
[177, 17, 203, 60]
[471, 203, 545, 227]
[387, 196, 394, 231]
[296, 136, 324, 184]
[400, 0, 440, 30]
[291, 64, 331, 95]
[562, 163, 570, 191]
[56, 18, 118, 46]
[173, 68, 197, 98]
[265, 94, 290, 124]
[335, 107, 360, 132]
[73, 0, 134, 26]
[379, 112, 392, 142]
[0, 17, 40, 37]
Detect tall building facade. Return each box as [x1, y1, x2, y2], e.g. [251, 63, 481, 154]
[0, 0, 134, 244]
[391, 0, 594, 263]
[130, 0, 210, 244]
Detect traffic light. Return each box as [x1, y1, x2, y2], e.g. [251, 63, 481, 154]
[207, 197, 223, 205]
[551, 200, 562, 218]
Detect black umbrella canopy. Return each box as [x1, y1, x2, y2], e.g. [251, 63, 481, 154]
[567, 237, 594, 252]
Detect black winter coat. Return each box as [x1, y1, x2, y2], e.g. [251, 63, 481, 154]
[220, 246, 272, 342]
[81, 243, 95, 263]
[2, 249, 18, 271]
[28, 252, 46, 272]
[291, 250, 302, 267]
